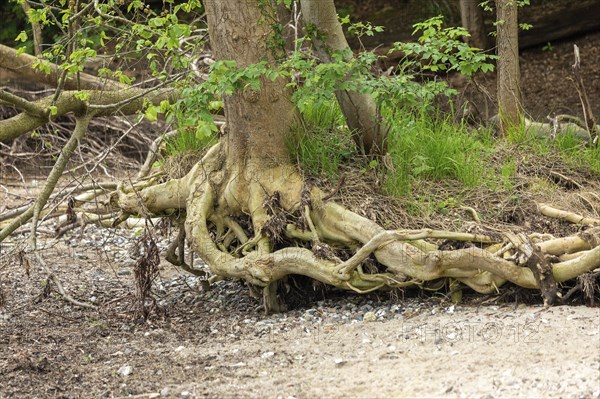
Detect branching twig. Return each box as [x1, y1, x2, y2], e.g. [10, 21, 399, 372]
[33, 251, 97, 309]
[1, 115, 93, 242]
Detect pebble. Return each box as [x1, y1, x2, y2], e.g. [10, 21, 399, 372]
[117, 365, 133, 377]
[333, 358, 346, 366]
[363, 311, 377, 322]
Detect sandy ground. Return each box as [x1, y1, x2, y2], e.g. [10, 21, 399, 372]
[0, 224, 599, 399]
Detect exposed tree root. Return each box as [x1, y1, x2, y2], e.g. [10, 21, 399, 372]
[538, 203, 600, 225]
[111, 146, 600, 308]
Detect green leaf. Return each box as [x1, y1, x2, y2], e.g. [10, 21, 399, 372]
[74, 91, 91, 102]
[15, 31, 28, 42]
[145, 105, 158, 121]
[48, 105, 58, 116]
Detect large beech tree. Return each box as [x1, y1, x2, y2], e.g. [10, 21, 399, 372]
[1, 0, 600, 311]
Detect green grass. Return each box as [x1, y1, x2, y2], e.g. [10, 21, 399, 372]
[384, 107, 494, 196]
[507, 122, 600, 174]
[163, 129, 216, 157]
[287, 99, 355, 178]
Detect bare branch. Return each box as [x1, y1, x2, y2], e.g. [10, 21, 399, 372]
[0, 88, 177, 142]
[0, 89, 47, 118]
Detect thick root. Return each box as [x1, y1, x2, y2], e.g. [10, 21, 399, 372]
[114, 156, 600, 304]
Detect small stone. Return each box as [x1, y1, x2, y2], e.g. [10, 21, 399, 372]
[261, 351, 275, 359]
[181, 391, 190, 397]
[117, 365, 133, 377]
[333, 358, 346, 366]
[363, 311, 377, 322]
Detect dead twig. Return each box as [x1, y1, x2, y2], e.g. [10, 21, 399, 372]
[571, 44, 598, 144]
[33, 251, 97, 309]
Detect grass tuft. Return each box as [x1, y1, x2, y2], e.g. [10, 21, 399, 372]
[287, 100, 355, 179]
[384, 107, 493, 196]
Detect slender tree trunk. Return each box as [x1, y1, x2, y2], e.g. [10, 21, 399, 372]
[20, 0, 43, 57]
[300, 0, 386, 156]
[496, 0, 523, 134]
[460, 0, 488, 49]
[204, 0, 298, 168]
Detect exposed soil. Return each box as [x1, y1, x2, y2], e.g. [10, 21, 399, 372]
[1, 224, 599, 399]
[2, 23, 600, 399]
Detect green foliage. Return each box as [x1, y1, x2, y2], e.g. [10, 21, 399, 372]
[13, 0, 205, 82]
[519, 23, 533, 31]
[284, 17, 490, 116]
[500, 158, 517, 191]
[341, 19, 384, 38]
[163, 129, 214, 157]
[507, 125, 600, 175]
[542, 42, 554, 52]
[480, 0, 530, 11]
[392, 16, 497, 75]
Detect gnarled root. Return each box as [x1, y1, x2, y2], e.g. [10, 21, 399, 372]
[114, 149, 600, 307]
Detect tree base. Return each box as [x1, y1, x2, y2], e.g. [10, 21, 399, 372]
[114, 144, 600, 309]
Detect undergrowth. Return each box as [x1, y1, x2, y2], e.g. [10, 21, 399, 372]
[286, 99, 355, 179]
[507, 125, 600, 174]
[164, 129, 216, 157]
[287, 99, 599, 222]
[384, 106, 494, 196]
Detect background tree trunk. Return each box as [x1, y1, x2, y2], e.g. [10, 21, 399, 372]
[496, 0, 523, 135]
[459, 0, 489, 49]
[204, 0, 298, 168]
[300, 0, 387, 156]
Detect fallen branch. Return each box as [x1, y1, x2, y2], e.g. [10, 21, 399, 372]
[1, 115, 93, 242]
[0, 88, 177, 142]
[0, 43, 124, 91]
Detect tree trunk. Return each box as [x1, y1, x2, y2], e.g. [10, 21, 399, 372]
[496, 0, 522, 135]
[300, 0, 386, 156]
[459, 0, 488, 49]
[204, 0, 298, 169]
